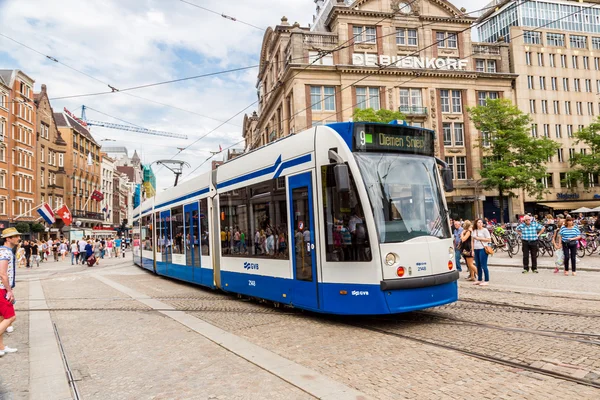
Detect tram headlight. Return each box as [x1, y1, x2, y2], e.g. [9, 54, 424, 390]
[448, 247, 454, 260]
[385, 253, 396, 266]
[396, 266, 405, 277]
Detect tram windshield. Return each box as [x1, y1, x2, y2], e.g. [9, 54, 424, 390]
[355, 153, 451, 243]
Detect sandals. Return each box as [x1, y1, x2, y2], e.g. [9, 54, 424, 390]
[564, 271, 569, 276]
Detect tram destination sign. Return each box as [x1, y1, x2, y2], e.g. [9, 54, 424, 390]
[353, 124, 434, 156]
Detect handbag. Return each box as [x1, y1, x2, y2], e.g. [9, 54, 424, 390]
[484, 245, 494, 255]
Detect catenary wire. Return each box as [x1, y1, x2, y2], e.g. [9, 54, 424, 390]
[178, 0, 265, 31]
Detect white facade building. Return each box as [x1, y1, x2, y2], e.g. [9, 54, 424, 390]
[101, 154, 115, 227]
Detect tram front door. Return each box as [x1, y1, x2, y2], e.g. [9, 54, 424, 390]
[288, 171, 319, 310]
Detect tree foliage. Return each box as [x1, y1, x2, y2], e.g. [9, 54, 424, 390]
[352, 108, 406, 123]
[14, 222, 31, 233]
[569, 117, 600, 187]
[30, 223, 46, 233]
[468, 98, 560, 223]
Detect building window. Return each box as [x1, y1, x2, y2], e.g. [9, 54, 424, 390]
[565, 101, 572, 115]
[584, 56, 590, 70]
[553, 101, 560, 114]
[557, 148, 564, 163]
[576, 102, 583, 115]
[570, 35, 587, 49]
[572, 56, 579, 69]
[310, 86, 335, 111]
[543, 124, 550, 137]
[399, 88, 422, 112]
[531, 124, 538, 138]
[482, 131, 491, 147]
[436, 31, 457, 48]
[476, 59, 485, 72]
[444, 157, 454, 179]
[546, 33, 565, 47]
[58, 153, 64, 167]
[529, 99, 536, 114]
[487, 60, 497, 72]
[456, 157, 467, 180]
[478, 91, 499, 106]
[353, 26, 376, 43]
[596, 57, 600, 71]
[537, 53, 544, 66]
[588, 102, 594, 116]
[539, 76, 546, 90]
[551, 77, 557, 91]
[567, 125, 573, 138]
[308, 51, 334, 65]
[569, 148, 576, 159]
[443, 123, 452, 146]
[574, 79, 581, 92]
[549, 53, 555, 67]
[440, 90, 462, 113]
[396, 28, 417, 46]
[356, 87, 380, 110]
[593, 37, 600, 50]
[555, 125, 562, 138]
[541, 100, 548, 114]
[525, 52, 531, 65]
[561, 54, 567, 68]
[523, 31, 541, 45]
[442, 122, 464, 147]
[527, 75, 534, 89]
[585, 79, 592, 92]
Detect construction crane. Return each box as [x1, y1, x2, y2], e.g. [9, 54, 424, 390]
[79, 105, 188, 140]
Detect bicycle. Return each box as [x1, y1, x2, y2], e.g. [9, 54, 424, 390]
[537, 233, 554, 257]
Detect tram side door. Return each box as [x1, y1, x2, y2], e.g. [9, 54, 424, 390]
[288, 171, 319, 310]
[184, 202, 202, 285]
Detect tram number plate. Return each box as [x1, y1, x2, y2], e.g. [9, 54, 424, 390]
[248, 280, 256, 287]
[417, 266, 427, 272]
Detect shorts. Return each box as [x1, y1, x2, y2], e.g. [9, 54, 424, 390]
[0, 289, 15, 319]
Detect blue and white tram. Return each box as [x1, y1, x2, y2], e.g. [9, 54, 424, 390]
[132, 121, 459, 315]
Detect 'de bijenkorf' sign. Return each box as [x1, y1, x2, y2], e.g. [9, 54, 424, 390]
[352, 53, 469, 70]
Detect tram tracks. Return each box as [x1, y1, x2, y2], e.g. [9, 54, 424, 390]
[349, 322, 600, 390]
[456, 298, 600, 318]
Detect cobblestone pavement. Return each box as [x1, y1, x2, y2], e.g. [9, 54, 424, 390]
[3, 257, 600, 399]
[483, 251, 600, 270]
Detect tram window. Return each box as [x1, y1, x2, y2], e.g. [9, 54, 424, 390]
[199, 199, 210, 256]
[219, 178, 288, 258]
[142, 215, 153, 251]
[321, 165, 372, 262]
[133, 220, 140, 248]
[155, 212, 162, 253]
[171, 206, 185, 255]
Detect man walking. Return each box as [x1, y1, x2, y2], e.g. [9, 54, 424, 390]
[0, 228, 20, 356]
[517, 215, 545, 273]
[452, 220, 463, 272]
[23, 240, 32, 268]
[78, 238, 87, 264]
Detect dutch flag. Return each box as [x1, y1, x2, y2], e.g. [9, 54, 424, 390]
[37, 203, 56, 225]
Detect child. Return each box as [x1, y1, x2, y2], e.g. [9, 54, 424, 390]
[16, 244, 25, 268]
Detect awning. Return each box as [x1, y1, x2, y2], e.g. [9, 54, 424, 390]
[537, 201, 600, 210]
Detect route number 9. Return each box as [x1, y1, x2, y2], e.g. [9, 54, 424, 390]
[359, 131, 366, 146]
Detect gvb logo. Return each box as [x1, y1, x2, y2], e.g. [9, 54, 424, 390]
[244, 262, 259, 270]
[352, 291, 369, 296]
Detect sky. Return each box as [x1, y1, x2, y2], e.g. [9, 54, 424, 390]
[0, 0, 481, 190]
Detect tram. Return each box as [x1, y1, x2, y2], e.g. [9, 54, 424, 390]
[132, 121, 459, 315]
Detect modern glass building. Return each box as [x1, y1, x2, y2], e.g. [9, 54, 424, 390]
[478, 0, 600, 43]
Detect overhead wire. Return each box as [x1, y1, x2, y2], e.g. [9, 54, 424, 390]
[178, 0, 265, 31]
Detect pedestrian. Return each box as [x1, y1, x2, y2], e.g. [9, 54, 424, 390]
[70, 240, 79, 265]
[99, 238, 106, 259]
[52, 241, 59, 262]
[106, 239, 113, 258]
[31, 241, 40, 268]
[59, 241, 68, 261]
[23, 240, 32, 268]
[460, 220, 476, 281]
[78, 238, 87, 264]
[16, 244, 25, 268]
[85, 240, 94, 266]
[114, 237, 122, 258]
[452, 220, 463, 272]
[0, 228, 21, 356]
[473, 219, 492, 286]
[559, 217, 582, 276]
[41, 241, 48, 262]
[93, 240, 101, 266]
[516, 215, 545, 273]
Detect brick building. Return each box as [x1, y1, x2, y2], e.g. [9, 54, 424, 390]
[0, 69, 36, 227]
[55, 110, 103, 229]
[34, 84, 67, 237]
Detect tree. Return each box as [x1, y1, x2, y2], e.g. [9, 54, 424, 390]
[352, 108, 406, 123]
[569, 117, 600, 187]
[468, 98, 560, 223]
[14, 222, 30, 233]
[30, 223, 46, 233]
